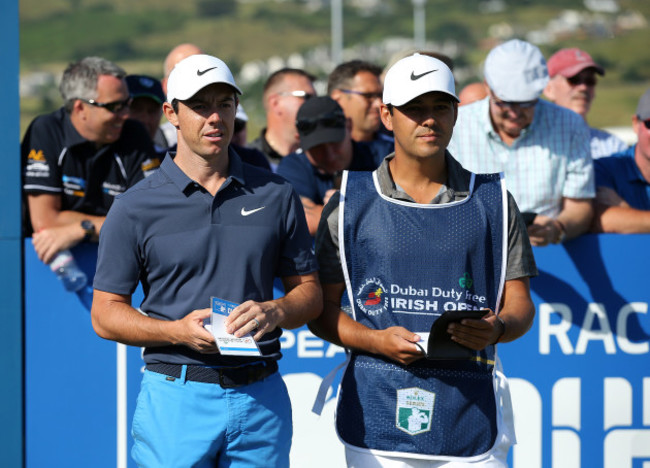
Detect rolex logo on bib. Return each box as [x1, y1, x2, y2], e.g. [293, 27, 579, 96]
[396, 388, 435, 435]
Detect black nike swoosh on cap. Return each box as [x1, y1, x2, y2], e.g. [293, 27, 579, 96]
[197, 67, 217, 76]
[410, 69, 438, 81]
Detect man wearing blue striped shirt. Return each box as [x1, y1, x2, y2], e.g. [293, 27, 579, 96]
[449, 40, 594, 247]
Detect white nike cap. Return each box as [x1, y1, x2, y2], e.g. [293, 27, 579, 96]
[383, 53, 458, 106]
[484, 39, 548, 102]
[166, 54, 242, 103]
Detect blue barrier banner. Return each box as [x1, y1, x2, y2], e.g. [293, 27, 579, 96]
[505, 234, 650, 468]
[24, 235, 650, 468]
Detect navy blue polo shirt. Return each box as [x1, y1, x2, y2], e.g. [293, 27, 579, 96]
[277, 140, 384, 204]
[595, 145, 650, 210]
[22, 107, 160, 218]
[94, 150, 317, 366]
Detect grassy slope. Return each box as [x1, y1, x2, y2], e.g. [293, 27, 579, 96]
[19, 0, 650, 137]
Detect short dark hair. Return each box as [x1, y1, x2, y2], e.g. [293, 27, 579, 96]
[263, 68, 316, 96]
[327, 60, 382, 94]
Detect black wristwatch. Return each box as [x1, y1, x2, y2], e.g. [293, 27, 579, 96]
[81, 219, 96, 242]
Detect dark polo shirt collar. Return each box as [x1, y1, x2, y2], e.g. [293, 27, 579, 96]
[60, 108, 98, 150]
[160, 146, 247, 195]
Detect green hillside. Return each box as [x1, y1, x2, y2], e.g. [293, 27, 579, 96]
[19, 0, 650, 136]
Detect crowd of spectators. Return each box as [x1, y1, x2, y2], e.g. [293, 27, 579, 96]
[21, 40, 645, 266]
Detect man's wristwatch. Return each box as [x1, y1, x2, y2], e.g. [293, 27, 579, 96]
[81, 220, 96, 242]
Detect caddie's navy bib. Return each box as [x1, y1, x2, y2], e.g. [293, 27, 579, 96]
[337, 169, 507, 460]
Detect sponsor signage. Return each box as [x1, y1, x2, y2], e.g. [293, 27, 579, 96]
[24, 234, 650, 467]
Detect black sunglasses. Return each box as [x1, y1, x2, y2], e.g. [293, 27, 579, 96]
[492, 97, 538, 110]
[78, 97, 132, 113]
[296, 111, 346, 135]
[339, 89, 382, 101]
[639, 117, 650, 130]
[567, 75, 597, 87]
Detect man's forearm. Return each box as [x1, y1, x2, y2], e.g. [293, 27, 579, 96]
[274, 274, 323, 329]
[91, 291, 181, 347]
[497, 278, 535, 343]
[309, 298, 379, 352]
[57, 211, 106, 234]
[593, 204, 650, 234]
[557, 198, 593, 240]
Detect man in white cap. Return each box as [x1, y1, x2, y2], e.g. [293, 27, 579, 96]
[309, 53, 537, 467]
[91, 54, 321, 467]
[543, 47, 627, 159]
[448, 39, 595, 247]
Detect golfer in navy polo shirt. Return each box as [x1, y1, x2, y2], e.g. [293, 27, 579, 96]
[92, 54, 321, 467]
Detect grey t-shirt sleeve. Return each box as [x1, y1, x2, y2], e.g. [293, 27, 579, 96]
[314, 191, 345, 284]
[505, 191, 538, 280]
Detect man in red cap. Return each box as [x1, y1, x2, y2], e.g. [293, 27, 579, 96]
[544, 47, 627, 158]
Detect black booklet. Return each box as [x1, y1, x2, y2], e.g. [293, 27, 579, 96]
[422, 309, 488, 360]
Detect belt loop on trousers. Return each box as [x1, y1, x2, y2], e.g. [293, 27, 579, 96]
[180, 364, 188, 383]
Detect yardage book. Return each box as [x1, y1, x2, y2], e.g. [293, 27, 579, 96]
[208, 297, 261, 357]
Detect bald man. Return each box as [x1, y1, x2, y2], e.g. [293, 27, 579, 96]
[162, 43, 204, 93]
[156, 43, 204, 148]
[459, 82, 488, 107]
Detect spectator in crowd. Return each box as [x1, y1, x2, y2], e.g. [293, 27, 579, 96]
[544, 47, 628, 159]
[22, 56, 159, 266]
[328, 60, 390, 143]
[233, 104, 249, 147]
[156, 42, 204, 149]
[459, 81, 488, 106]
[91, 54, 321, 467]
[328, 60, 393, 164]
[249, 68, 317, 170]
[592, 88, 650, 233]
[448, 39, 594, 246]
[276, 96, 380, 235]
[126, 74, 166, 152]
[309, 53, 536, 467]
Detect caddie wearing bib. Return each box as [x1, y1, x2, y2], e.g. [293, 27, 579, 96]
[309, 54, 538, 467]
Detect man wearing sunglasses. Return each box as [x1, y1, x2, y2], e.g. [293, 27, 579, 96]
[249, 68, 317, 171]
[544, 47, 627, 159]
[449, 39, 594, 247]
[328, 60, 393, 148]
[277, 96, 381, 235]
[592, 88, 650, 233]
[22, 56, 159, 267]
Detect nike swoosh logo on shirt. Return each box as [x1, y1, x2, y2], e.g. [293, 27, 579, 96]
[241, 206, 266, 216]
[197, 67, 217, 76]
[410, 69, 438, 81]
